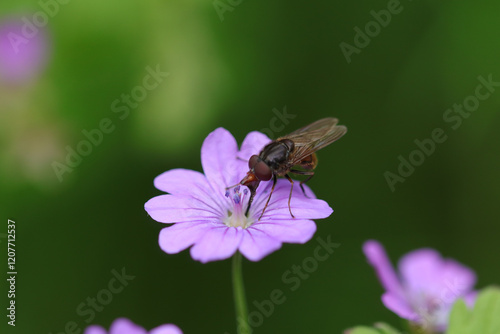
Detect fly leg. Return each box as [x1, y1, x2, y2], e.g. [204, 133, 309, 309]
[290, 169, 315, 198]
[258, 174, 277, 220]
[284, 174, 295, 218]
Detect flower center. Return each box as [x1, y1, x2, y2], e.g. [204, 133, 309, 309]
[223, 186, 253, 228]
[410, 292, 447, 331]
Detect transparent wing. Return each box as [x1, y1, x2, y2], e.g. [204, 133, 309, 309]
[279, 118, 347, 163]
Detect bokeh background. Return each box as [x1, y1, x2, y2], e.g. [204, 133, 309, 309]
[1, 0, 500, 333]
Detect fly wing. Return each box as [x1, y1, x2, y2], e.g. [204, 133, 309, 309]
[279, 118, 347, 163]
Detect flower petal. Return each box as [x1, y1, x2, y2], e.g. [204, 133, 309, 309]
[381, 292, 418, 321]
[201, 128, 239, 192]
[159, 222, 215, 254]
[464, 290, 478, 308]
[154, 169, 208, 195]
[257, 198, 332, 220]
[398, 249, 476, 301]
[0, 19, 49, 83]
[145, 195, 219, 223]
[153, 169, 226, 209]
[238, 228, 282, 261]
[250, 182, 332, 220]
[363, 240, 405, 299]
[150, 324, 183, 334]
[190, 226, 243, 263]
[110, 318, 147, 334]
[84, 326, 107, 334]
[237, 131, 271, 160]
[252, 219, 317, 244]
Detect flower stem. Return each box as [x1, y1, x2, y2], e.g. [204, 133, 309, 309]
[232, 251, 250, 334]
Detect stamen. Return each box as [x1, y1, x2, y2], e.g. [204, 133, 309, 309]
[223, 185, 253, 229]
[233, 194, 241, 204]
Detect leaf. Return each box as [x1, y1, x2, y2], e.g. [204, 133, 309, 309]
[345, 323, 402, 334]
[344, 326, 380, 334]
[447, 286, 500, 334]
[373, 323, 403, 334]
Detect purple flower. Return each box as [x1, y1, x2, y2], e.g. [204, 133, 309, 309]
[363, 240, 477, 332]
[0, 16, 49, 84]
[84, 318, 182, 334]
[145, 128, 333, 263]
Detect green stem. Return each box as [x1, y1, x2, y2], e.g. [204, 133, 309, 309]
[232, 251, 250, 334]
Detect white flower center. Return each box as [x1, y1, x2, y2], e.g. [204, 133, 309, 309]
[223, 186, 254, 228]
[410, 291, 449, 331]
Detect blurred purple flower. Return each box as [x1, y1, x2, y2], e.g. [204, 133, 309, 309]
[145, 128, 333, 263]
[0, 16, 49, 84]
[363, 240, 477, 332]
[84, 318, 182, 334]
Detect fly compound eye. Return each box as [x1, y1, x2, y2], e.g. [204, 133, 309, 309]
[254, 161, 272, 181]
[248, 155, 259, 169]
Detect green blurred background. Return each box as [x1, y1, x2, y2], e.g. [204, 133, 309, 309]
[1, 0, 499, 333]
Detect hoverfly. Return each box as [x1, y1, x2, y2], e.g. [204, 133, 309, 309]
[228, 117, 347, 220]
